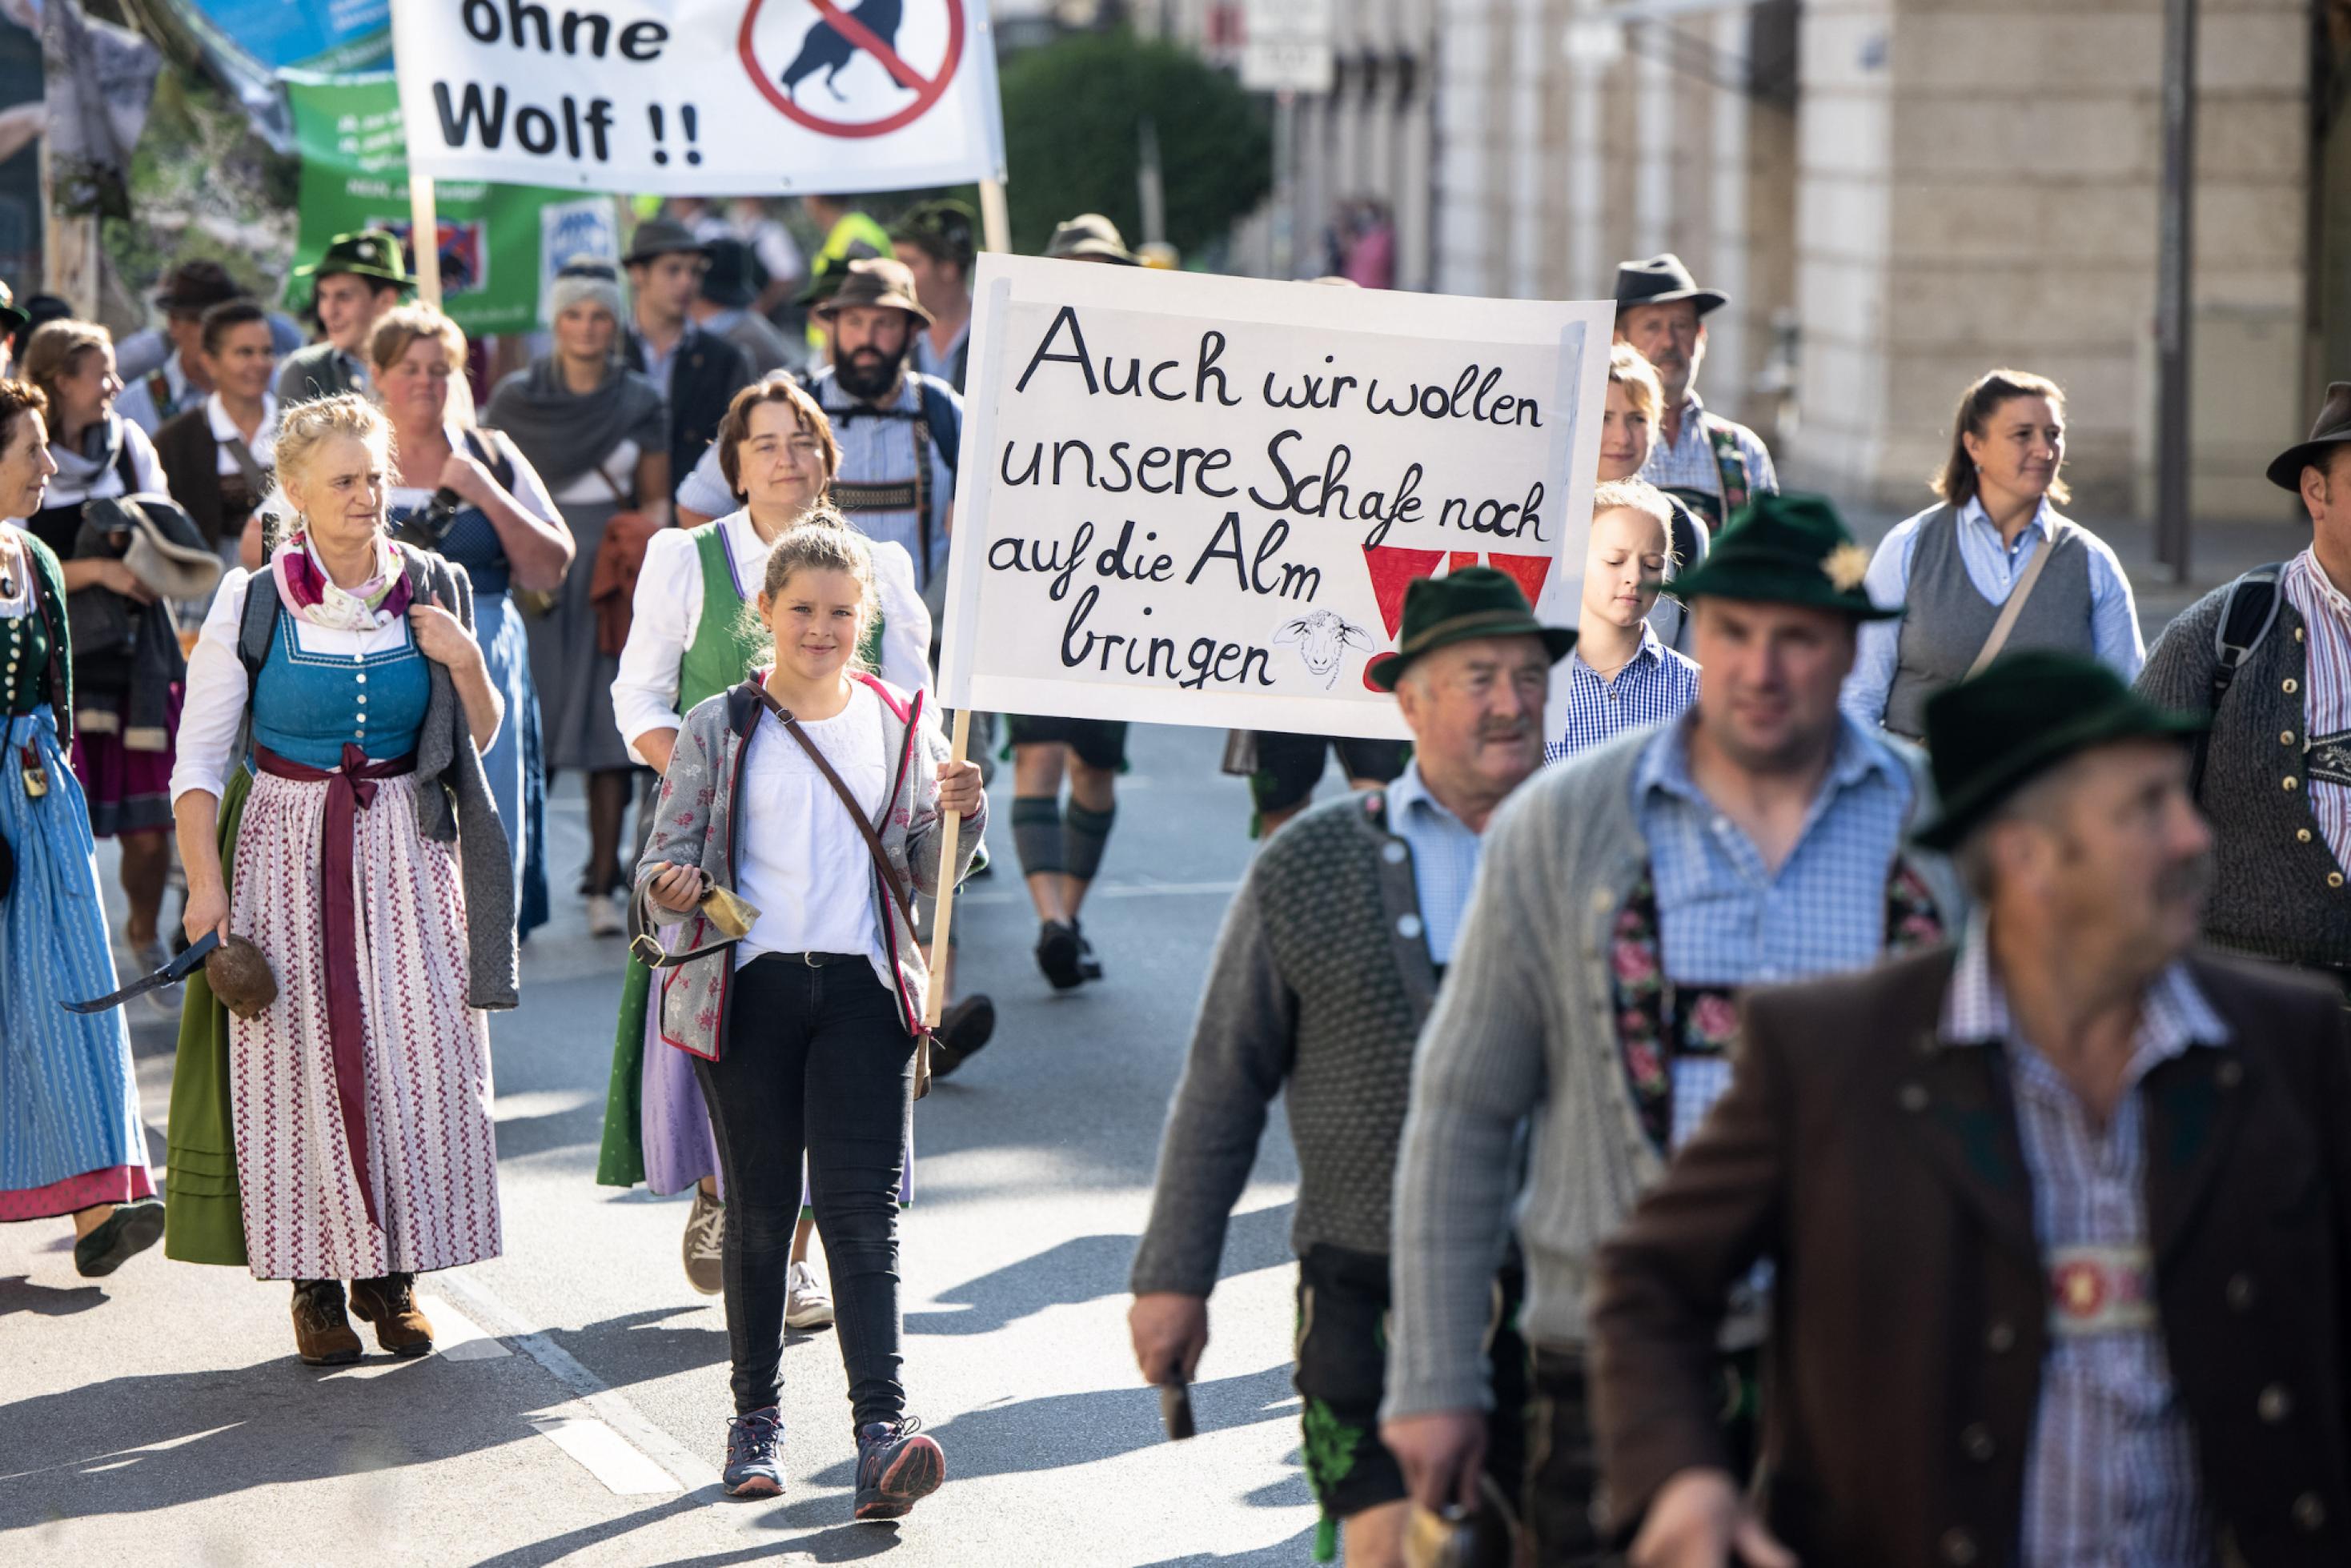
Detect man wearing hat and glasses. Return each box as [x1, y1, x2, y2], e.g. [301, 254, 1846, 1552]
[621, 217, 755, 503]
[278, 230, 413, 405]
[1381, 495, 1962, 1566]
[2136, 383, 2351, 996]
[1130, 567, 1563, 1566]
[118, 259, 248, 436]
[1588, 650, 2351, 1568]
[1614, 254, 1778, 539]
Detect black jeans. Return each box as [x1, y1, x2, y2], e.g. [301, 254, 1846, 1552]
[693, 954, 915, 1427]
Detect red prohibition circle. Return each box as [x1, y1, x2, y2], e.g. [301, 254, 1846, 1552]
[737, 0, 966, 140]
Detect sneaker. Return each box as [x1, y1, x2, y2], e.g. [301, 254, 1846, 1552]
[721, 1406, 784, 1498]
[1034, 920, 1083, 990]
[853, 1416, 944, 1521]
[587, 893, 624, 938]
[929, 994, 996, 1079]
[682, 1185, 724, 1297]
[71, 1198, 164, 1277]
[785, 1261, 834, 1329]
[1073, 924, 1103, 983]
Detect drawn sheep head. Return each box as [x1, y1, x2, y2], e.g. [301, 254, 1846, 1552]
[1274, 608, 1374, 678]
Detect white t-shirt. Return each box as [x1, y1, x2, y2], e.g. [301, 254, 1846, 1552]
[734, 682, 888, 976]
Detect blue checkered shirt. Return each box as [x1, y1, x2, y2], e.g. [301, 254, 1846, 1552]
[1634, 715, 1918, 1147]
[1942, 919, 2224, 1567]
[1386, 761, 1485, 966]
[1635, 391, 1778, 510]
[1545, 624, 1701, 765]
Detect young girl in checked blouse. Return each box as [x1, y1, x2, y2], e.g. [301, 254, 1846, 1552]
[1547, 479, 1703, 763]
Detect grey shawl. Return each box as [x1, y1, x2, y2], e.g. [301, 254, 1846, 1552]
[483, 356, 667, 495]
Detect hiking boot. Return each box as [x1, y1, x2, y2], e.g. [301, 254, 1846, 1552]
[1034, 920, 1083, 990]
[291, 1281, 363, 1366]
[349, 1273, 435, 1357]
[71, 1198, 164, 1278]
[853, 1416, 944, 1521]
[785, 1261, 834, 1329]
[722, 1406, 784, 1498]
[930, 993, 996, 1078]
[682, 1185, 725, 1297]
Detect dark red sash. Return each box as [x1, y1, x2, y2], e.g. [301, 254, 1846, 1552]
[254, 741, 417, 1229]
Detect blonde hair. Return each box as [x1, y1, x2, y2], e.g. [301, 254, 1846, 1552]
[745, 513, 880, 673]
[369, 303, 467, 376]
[22, 319, 112, 426]
[262, 394, 396, 552]
[1591, 477, 1678, 571]
[1606, 342, 1663, 427]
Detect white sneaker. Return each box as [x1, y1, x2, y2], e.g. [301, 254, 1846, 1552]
[785, 1261, 834, 1329]
[587, 893, 624, 937]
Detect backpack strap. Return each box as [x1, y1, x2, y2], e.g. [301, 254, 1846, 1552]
[2191, 562, 2285, 798]
[462, 425, 517, 494]
[914, 374, 960, 478]
[1701, 414, 1751, 517]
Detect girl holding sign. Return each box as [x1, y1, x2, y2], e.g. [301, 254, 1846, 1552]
[634, 523, 984, 1514]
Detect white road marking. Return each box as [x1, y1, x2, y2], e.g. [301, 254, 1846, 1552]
[956, 879, 1240, 907]
[528, 1416, 681, 1496]
[416, 1294, 511, 1361]
[491, 1088, 602, 1122]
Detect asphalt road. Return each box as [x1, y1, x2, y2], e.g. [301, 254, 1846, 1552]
[2, 723, 1326, 1566]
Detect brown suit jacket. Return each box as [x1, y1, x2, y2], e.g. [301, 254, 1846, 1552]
[1590, 945, 2351, 1568]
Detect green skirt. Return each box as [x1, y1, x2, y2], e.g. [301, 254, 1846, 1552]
[162, 768, 251, 1267]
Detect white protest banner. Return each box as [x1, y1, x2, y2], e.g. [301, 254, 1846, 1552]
[387, 0, 1008, 194]
[937, 258, 1612, 741]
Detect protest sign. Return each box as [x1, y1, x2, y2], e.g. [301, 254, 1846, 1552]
[287, 70, 616, 335]
[936, 258, 1611, 741]
[388, 0, 1008, 195]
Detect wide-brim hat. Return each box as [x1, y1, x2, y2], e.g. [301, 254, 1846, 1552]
[97, 493, 223, 601]
[622, 216, 712, 267]
[291, 228, 412, 291]
[1668, 491, 1903, 620]
[1046, 213, 1139, 266]
[810, 256, 933, 326]
[699, 238, 758, 309]
[1365, 565, 1576, 691]
[1912, 650, 2207, 852]
[0, 279, 26, 336]
[1614, 252, 1727, 317]
[2265, 381, 2351, 492]
[154, 259, 247, 314]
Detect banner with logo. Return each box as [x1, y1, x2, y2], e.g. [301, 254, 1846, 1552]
[388, 0, 1008, 195]
[287, 70, 618, 335]
[937, 258, 1611, 740]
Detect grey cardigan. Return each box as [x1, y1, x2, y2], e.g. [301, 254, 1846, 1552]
[1382, 724, 1963, 1421]
[634, 675, 985, 1061]
[2136, 579, 2351, 968]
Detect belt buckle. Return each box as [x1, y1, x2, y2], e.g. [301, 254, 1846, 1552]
[803, 950, 824, 968]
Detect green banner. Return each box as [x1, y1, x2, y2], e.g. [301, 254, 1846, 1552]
[285, 71, 618, 336]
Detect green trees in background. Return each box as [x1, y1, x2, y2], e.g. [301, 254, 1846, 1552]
[999, 29, 1271, 260]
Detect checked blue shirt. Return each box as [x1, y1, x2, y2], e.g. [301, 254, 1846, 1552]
[1386, 760, 1485, 966]
[1545, 623, 1701, 765]
[1943, 918, 2223, 1568]
[1634, 714, 1920, 1146]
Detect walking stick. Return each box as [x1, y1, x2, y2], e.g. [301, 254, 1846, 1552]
[922, 708, 973, 1029]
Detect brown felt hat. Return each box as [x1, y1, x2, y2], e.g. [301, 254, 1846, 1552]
[2266, 382, 2351, 492]
[810, 257, 933, 326]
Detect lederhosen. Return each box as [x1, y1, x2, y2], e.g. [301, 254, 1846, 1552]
[1656, 416, 1753, 533]
[828, 403, 937, 591]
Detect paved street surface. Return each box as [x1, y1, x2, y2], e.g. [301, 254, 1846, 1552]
[0, 514, 2306, 1566]
[3, 724, 1319, 1566]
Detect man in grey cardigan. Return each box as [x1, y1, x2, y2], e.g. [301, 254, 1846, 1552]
[1129, 567, 1573, 1566]
[1380, 495, 1964, 1567]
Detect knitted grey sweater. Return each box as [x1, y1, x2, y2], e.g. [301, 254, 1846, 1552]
[2137, 582, 2351, 968]
[1130, 788, 1439, 1297]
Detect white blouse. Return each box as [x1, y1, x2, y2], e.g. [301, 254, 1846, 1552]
[609, 509, 933, 766]
[206, 392, 279, 474]
[46, 418, 171, 511]
[734, 683, 888, 978]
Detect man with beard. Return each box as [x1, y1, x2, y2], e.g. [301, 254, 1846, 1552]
[1380, 494, 1964, 1567]
[1589, 652, 2351, 1568]
[1615, 255, 1777, 538]
[1129, 568, 1569, 1566]
[621, 217, 754, 503]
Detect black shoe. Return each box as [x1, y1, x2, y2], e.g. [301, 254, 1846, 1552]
[1034, 920, 1084, 990]
[1073, 924, 1102, 982]
[73, 1199, 165, 1278]
[853, 1416, 944, 1521]
[931, 994, 996, 1079]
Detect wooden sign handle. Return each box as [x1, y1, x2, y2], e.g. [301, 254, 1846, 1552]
[922, 707, 974, 1028]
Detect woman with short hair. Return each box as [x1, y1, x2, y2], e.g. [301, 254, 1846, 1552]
[1842, 368, 2143, 739]
[167, 393, 512, 1364]
[374, 301, 572, 940]
[1599, 343, 1707, 653]
[0, 376, 165, 1277]
[486, 264, 668, 934]
[154, 299, 279, 565]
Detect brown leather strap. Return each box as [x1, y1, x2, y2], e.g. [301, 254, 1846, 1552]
[752, 684, 915, 924]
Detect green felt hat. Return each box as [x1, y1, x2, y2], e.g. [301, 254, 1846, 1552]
[291, 228, 413, 291]
[1667, 490, 1902, 620]
[1911, 650, 2208, 852]
[1364, 566, 1576, 692]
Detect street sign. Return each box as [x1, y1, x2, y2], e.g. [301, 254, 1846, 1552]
[1240, 0, 1334, 94]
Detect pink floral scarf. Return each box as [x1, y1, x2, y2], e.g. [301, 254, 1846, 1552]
[270, 531, 412, 632]
[1611, 862, 1946, 1153]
